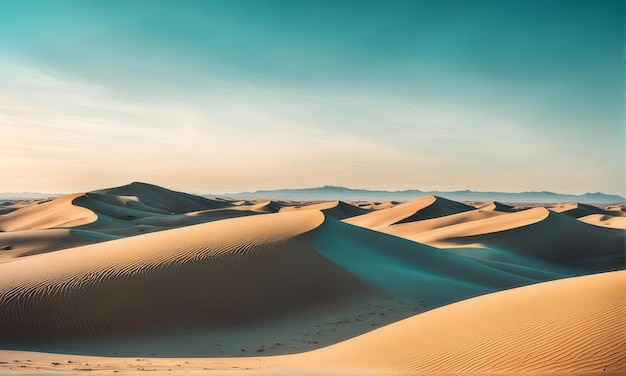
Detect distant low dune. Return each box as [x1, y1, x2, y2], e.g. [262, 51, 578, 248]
[345, 195, 474, 229]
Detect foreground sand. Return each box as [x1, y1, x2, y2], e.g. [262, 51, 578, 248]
[1, 271, 624, 375]
[0, 183, 624, 374]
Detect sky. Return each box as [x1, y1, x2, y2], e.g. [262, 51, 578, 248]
[0, 0, 624, 195]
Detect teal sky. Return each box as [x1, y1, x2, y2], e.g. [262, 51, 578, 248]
[1, 0, 624, 195]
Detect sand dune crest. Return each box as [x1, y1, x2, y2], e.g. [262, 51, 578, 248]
[0, 210, 364, 339]
[345, 195, 474, 230]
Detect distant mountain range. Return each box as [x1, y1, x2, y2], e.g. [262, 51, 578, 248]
[2, 185, 623, 204]
[213, 186, 625, 204]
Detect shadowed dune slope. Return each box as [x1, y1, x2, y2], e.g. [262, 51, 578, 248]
[312, 217, 565, 305]
[0, 211, 366, 340]
[294, 270, 626, 375]
[476, 201, 518, 212]
[70, 182, 232, 223]
[410, 207, 625, 261]
[345, 195, 474, 230]
[91, 182, 229, 214]
[280, 200, 369, 220]
[550, 202, 626, 218]
[72, 183, 269, 237]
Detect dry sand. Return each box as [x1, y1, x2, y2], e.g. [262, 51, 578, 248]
[0, 182, 624, 375]
[1, 271, 623, 375]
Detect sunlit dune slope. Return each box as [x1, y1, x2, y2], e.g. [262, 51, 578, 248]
[345, 195, 474, 230]
[381, 208, 506, 236]
[475, 200, 518, 212]
[0, 193, 97, 231]
[0, 229, 117, 263]
[411, 207, 625, 261]
[293, 270, 626, 375]
[280, 200, 369, 219]
[0, 210, 365, 340]
[550, 202, 626, 218]
[579, 213, 626, 229]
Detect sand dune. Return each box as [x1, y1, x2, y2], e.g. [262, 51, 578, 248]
[238, 199, 284, 213]
[92, 182, 229, 213]
[0, 193, 96, 232]
[292, 270, 626, 375]
[579, 213, 626, 229]
[312, 216, 557, 303]
[1, 184, 623, 375]
[0, 208, 569, 341]
[0, 200, 38, 215]
[0, 210, 364, 339]
[345, 195, 474, 230]
[392, 207, 624, 262]
[475, 200, 518, 212]
[550, 202, 626, 218]
[0, 183, 272, 255]
[2, 271, 622, 375]
[280, 200, 369, 219]
[382, 208, 506, 237]
[354, 201, 399, 211]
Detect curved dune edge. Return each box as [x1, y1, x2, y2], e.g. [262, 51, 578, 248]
[345, 195, 474, 230]
[280, 200, 369, 220]
[414, 206, 551, 241]
[550, 203, 626, 218]
[1, 271, 623, 375]
[0, 210, 367, 339]
[382, 208, 506, 238]
[0, 193, 97, 232]
[579, 213, 626, 229]
[397, 208, 625, 262]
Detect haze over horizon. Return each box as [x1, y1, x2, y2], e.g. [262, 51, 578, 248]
[1, 0, 624, 196]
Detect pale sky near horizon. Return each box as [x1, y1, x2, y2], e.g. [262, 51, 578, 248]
[1, 0, 624, 195]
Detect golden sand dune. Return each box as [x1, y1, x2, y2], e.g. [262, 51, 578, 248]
[388, 207, 625, 261]
[475, 200, 518, 212]
[0, 193, 96, 232]
[92, 182, 230, 213]
[0, 210, 364, 339]
[550, 202, 626, 218]
[345, 195, 474, 230]
[280, 200, 369, 219]
[382, 207, 506, 237]
[579, 213, 626, 229]
[0, 183, 272, 256]
[1, 271, 622, 375]
[291, 270, 626, 375]
[236, 199, 284, 213]
[354, 201, 399, 211]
